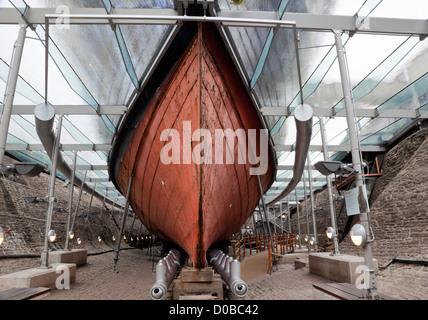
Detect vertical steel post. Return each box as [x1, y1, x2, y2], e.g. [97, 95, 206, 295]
[257, 204, 267, 235]
[41, 115, 63, 268]
[252, 211, 258, 236]
[0, 24, 27, 166]
[307, 156, 318, 251]
[295, 188, 302, 249]
[113, 175, 133, 272]
[280, 202, 283, 233]
[257, 175, 275, 255]
[70, 170, 87, 235]
[85, 182, 96, 222]
[334, 30, 378, 299]
[99, 189, 107, 220]
[287, 196, 291, 233]
[65, 151, 77, 250]
[302, 170, 311, 252]
[319, 116, 340, 255]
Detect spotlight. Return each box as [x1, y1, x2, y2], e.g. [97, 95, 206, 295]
[350, 223, 366, 247]
[98, 236, 102, 243]
[68, 230, 75, 240]
[326, 227, 334, 239]
[0, 162, 45, 177]
[112, 235, 116, 241]
[123, 235, 127, 240]
[77, 238, 82, 245]
[25, 196, 46, 203]
[48, 229, 57, 242]
[314, 160, 355, 177]
[309, 237, 315, 246]
[304, 235, 309, 243]
[0, 227, 5, 246]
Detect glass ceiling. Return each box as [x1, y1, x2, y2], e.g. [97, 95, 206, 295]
[1, 0, 428, 207]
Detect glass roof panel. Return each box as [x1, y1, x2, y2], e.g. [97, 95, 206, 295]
[218, 0, 282, 11]
[65, 115, 113, 144]
[23, 0, 104, 8]
[48, 24, 134, 105]
[110, 0, 174, 8]
[2, 0, 428, 205]
[224, 26, 270, 82]
[119, 24, 172, 82]
[370, 0, 428, 19]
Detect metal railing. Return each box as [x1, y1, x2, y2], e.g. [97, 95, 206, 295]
[231, 233, 296, 274]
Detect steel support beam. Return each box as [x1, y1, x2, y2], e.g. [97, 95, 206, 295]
[319, 117, 340, 255]
[41, 115, 63, 268]
[218, 11, 428, 36]
[335, 30, 378, 299]
[274, 144, 386, 152]
[11, 105, 127, 115]
[6, 143, 112, 151]
[0, 8, 179, 25]
[64, 151, 77, 251]
[1, 8, 427, 37]
[8, 142, 386, 157]
[261, 106, 428, 119]
[0, 24, 27, 166]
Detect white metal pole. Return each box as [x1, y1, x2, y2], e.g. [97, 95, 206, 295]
[65, 151, 77, 250]
[302, 170, 311, 252]
[114, 175, 133, 272]
[307, 156, 318, 251]
[0, 24, 27, 166]
[99, 189, 107, 220]
[70, 170, 87, 234]
[41, 115, 63, 268]
[295, 188, 302, 249]
[334, 30, 378, 299]
[287, 196, 291, 233]
[319, 117, 340, 255]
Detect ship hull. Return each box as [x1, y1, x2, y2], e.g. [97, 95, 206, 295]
[109, 22, 276, 268]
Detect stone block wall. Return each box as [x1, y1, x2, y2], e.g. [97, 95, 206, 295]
[290, 127, 428, 265]
[0, 155, 144, 256]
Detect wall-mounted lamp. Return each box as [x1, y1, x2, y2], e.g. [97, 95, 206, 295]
[326, 227, 335, 239]
[0, 227, 5, 246]
[97, 236, 102, 243]
[304, 235, 309, 243]
[77, 238, 82, 245]
[350, 223, 366, 247]
[48, 229, 56, 242]
[112, 235, 116, 241]
[314, 160, 355, 177]
[68, 230, 75, 240]
[309, 237, 315, 246]
[25, 196, 45, 203]
[0, 162, 45, 177]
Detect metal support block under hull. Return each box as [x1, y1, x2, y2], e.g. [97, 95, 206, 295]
[172, 267, 223, 300]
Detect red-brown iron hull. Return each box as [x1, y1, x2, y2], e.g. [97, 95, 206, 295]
[111, 23, 275, 268]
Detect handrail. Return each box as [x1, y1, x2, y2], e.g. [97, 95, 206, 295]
[231, 233, 296, 273]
